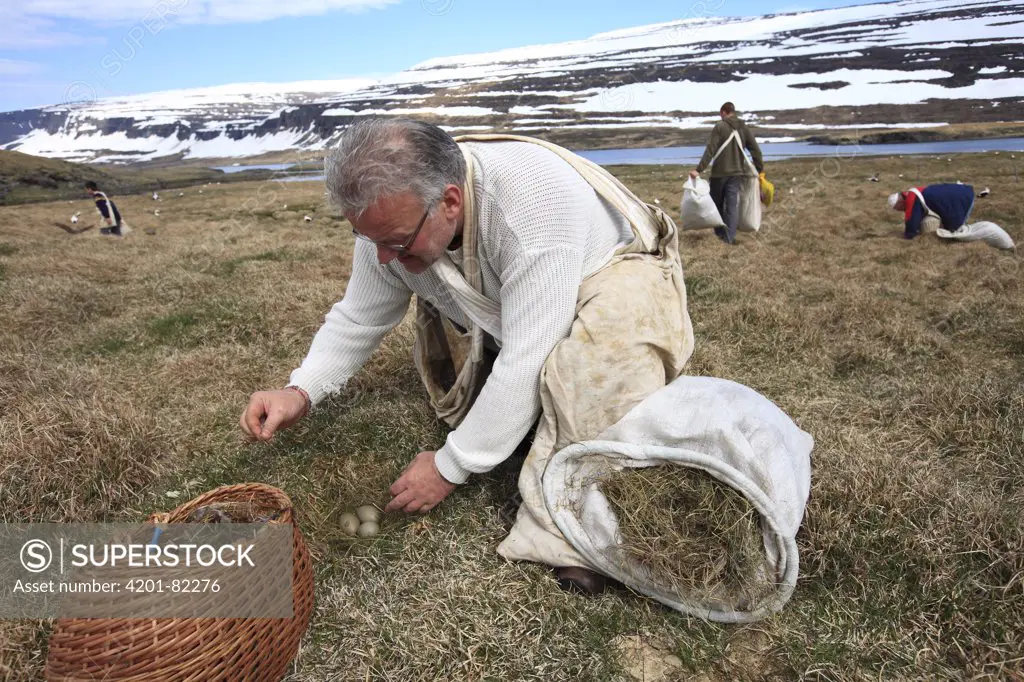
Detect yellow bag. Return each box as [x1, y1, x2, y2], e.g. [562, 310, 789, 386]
[759, 172, 775, 206]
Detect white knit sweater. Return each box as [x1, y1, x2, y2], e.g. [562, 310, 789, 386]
[289, 141, 633, 484]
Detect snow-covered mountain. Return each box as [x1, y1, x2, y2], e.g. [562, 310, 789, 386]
[3, 0, 1022, 163]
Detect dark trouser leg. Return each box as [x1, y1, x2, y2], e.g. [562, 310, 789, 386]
[721, 176, 742, 243]
[708, 177, 729, 243]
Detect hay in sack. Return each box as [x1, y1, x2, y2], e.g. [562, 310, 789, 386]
[533, 377, 813, 623]
[600, 465, 773, 610]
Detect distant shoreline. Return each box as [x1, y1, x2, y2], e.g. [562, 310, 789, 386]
[805, 127, 1024, 146]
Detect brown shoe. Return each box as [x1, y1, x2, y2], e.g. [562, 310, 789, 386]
[554, 566, 607, 595]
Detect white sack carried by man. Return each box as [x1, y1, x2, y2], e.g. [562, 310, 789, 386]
[681, 130, 762, 233]
[680, 177, 726, 231]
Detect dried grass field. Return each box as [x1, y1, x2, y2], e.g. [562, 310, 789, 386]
[0, 151, 1021, 681]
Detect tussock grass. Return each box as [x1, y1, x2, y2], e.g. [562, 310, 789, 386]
[0, 152, 1021, 680]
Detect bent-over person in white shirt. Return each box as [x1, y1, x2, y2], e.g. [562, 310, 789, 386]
[239, 118, 692, 594]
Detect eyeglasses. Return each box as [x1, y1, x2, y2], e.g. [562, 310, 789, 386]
[352, 207, 430, 255]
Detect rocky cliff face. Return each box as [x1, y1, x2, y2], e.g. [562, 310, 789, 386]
[3, 0, 1022, 162]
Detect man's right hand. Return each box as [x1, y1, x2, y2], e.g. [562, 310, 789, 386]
[239, 388, 308, 442]
[689, 169, 700, 180]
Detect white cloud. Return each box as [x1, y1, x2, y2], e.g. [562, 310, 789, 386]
[0, 0, 397, 48]
[0, 10, 99, 48]
[0, 59, 44, 75]
[18, 0, 398, 24]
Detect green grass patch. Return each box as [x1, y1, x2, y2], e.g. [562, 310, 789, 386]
[219, 248, 294, 276]
[0, 149, 242, 205]
[147, 312, 201, 344]
[79, 298, 270, 356]
[90, 337, 134, 356]
[0, 242, 16, 256]
[147, 300, 268, 349]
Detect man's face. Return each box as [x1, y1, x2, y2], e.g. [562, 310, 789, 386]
[349, 190, 456, 275]
[893, 196, 906, 212]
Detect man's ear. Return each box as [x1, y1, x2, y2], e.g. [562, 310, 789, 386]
[441, 184, 463, 219]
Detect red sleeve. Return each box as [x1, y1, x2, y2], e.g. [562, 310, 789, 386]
[903, 187, 926, 222]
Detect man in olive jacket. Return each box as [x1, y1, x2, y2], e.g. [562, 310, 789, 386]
[689, 102, 764, 244]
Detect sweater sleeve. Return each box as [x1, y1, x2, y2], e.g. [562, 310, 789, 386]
[904, 199, 925, 239]
[431, 152, 591, 484]
[288, 240, 413, 404]
[696, 124, 723, 173]
[433, 244, 583, 484]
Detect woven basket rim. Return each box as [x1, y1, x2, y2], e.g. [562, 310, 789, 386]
[149, 483, 295, 525]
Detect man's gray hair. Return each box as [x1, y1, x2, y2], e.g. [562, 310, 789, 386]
[324, 118, 467, 218]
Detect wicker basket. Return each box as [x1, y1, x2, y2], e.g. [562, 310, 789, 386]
[45, 484, 315, 682]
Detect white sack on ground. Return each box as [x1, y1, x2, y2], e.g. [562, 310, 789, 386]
[680, 177, 725, 231]
[936, 221, 1015, 250]
[543, 376, 813, 623]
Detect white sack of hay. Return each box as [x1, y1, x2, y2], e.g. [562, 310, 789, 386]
[679, 177, 724, 231]
[543, 375, 812, 623]
[936, 221, 1015, 250]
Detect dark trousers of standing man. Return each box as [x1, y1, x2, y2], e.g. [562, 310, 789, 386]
[709, 176, 743, 244]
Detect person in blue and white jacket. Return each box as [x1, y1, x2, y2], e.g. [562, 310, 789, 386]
[888, 183, 975, 239]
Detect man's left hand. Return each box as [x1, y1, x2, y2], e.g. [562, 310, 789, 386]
[385, 450, 456, 514]
[688, 169, 700, 180]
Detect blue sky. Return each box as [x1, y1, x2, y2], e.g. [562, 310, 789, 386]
[0, 0, 874, 112]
